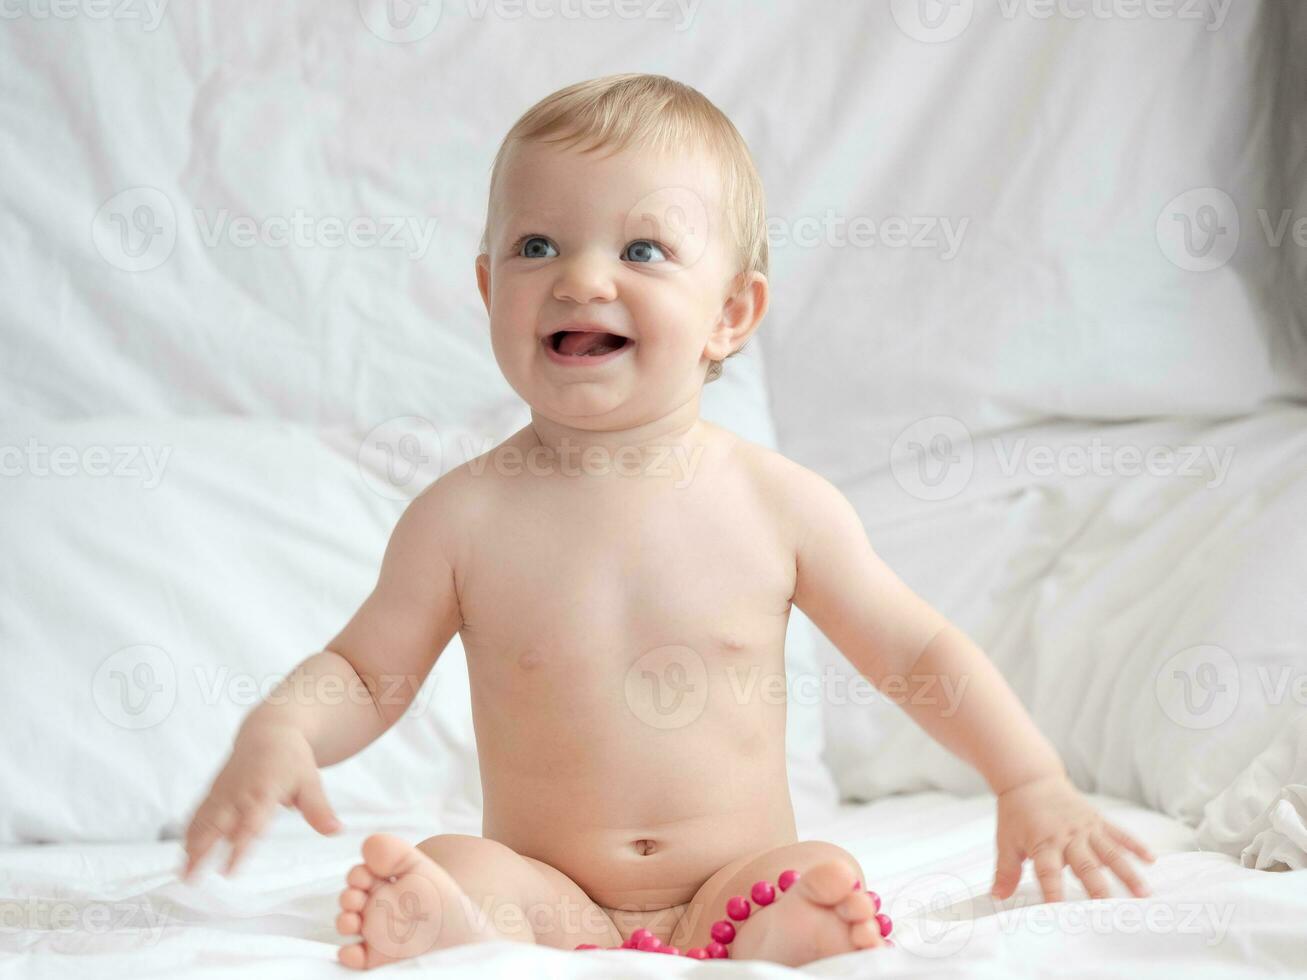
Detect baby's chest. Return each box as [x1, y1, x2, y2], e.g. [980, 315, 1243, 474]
[457, 487, 795, 669]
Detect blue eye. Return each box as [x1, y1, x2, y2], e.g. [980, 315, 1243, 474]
[519, 236, 557, 259]
[624, 240, 667, 263]
[513, 236, 668, 262]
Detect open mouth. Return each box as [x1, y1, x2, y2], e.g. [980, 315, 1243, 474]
[546, 330, 631, 358]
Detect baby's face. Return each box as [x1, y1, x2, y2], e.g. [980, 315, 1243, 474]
[476, 140, 752, 429]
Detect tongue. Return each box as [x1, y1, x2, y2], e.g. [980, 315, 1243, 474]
[558, 331, 623, 357]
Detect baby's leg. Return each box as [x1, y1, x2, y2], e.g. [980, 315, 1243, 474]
[335, 832, 622, 969]
[669, 840, 887, 966]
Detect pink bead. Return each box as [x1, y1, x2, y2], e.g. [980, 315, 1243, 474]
[706, 940, 729, 958]
[686, 947, 710, 959]
[750, 880, 776, 905]
[876, 913, 892, 938]
[574, 943, 598, 949]
[777, 869, 800, 891]
[628, 928, 653, 947]
[852, 879, 861, 891]
[726, 896, 751, 921]
[866, 889, 881, 912]
[637, 935, 663, 951]
[710, 920, 736, 944]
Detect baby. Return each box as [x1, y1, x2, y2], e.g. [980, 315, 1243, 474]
[178, 73, 1155, 968]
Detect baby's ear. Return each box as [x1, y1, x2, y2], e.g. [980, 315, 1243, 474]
[705, 271, 767, 362]
[475, 253, 492, 315]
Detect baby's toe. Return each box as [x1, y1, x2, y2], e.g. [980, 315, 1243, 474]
[336, 910, 362, 935]
[849, 919, 883, 949]
[337, 942, 367, 970]
[339, 887, 368, 912]
[360, 832, 423, 881]
[794, 860, 861, 907]
[835, 889, 876, 924]
[347, 864, 376, 890]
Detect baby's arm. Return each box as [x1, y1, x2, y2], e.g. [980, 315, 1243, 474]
[181, 476, 464, 878]
[779, 462, 1152, 900]
[784, 467, 1062, 793]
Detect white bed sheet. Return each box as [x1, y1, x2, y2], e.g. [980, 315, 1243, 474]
[1, 792, 1302, 979]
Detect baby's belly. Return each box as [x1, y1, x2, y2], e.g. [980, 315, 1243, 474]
[466, 636, 799, 909]
[480, 762, 797, 910]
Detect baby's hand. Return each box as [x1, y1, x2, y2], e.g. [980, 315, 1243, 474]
[990, 773, 1155, 904]
[179, 724, 342, 881]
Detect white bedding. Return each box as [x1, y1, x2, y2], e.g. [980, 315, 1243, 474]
[3, 793, 1303, 979]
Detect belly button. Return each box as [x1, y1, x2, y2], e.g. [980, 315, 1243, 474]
[517, 650, 543, 670]
[632, 839, 657, 856]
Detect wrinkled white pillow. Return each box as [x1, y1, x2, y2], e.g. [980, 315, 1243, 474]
[816, 407, 1307, 829]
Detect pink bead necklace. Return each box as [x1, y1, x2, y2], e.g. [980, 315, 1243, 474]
[575, 869, 893, 959]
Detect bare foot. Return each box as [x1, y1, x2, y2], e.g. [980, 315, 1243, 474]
[334, 832, 499, 969]
[728, 861, 886, 966]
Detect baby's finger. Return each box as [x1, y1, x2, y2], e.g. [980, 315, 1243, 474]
[294, 775, 342, 836]
[1092, 830, 1150, 898]
[1065, 837, 1110, 900]
[224, 800, 274, 876]
[991, 841, 1024, 899]
[1031, 844, 1065, 904]
[1104, 822, 1155, 863]
[182, 806, 237, 879]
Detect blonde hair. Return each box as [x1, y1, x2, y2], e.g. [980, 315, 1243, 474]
[479, 73, 767, 384]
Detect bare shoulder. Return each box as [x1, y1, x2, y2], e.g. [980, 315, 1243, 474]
[391, 444, 501, 564]
[706, 421, 853, 551]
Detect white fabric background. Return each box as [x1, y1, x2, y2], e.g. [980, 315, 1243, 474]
[1, 5, 1306, 975]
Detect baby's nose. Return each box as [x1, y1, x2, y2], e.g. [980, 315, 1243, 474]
[552, 253, 618, 305]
